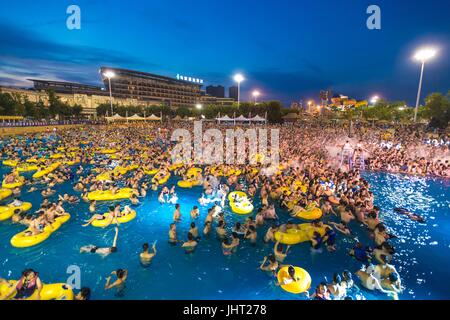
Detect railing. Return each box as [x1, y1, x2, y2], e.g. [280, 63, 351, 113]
[0, 120, 105, 128]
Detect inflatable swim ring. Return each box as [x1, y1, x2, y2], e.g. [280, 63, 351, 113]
[91, 209, 137, 227]
[0, 280, 74, 300]
[277, 266, 311, 294]
[228, 191, 254, 215]
[2, 160, 18, 167]
[152, 172, 171, 185]
[2, 176, 25, 189]
[0, 188, 13, 201]
[0, 202, 32, 221]
[10, 214, 70, 248]
[16, 163, 38, 172]
[144, 168, 158, 175]
[87, 188, 135, 201]
[293, 206, 323, 221]
[33, 162, 61, 179]
[274, 223, 327, 245]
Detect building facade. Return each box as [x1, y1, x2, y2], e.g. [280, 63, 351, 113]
[29, 79, 106, 96]
[0, 86, 149, 118]
[100, 67, 202, 108]
[206, 85, 225, 98]
[229, 86, 238, 100]
[200, 94, 235, 107]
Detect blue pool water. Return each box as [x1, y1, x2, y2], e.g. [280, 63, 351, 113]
[0, 167, 449, 300]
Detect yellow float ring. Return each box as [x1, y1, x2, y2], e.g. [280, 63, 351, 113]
[277, 266, 311, 294]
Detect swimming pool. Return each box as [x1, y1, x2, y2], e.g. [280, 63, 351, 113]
[1, 166, 449, 300]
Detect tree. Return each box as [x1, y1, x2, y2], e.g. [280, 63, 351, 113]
[266, 101, 283, 123]
[423, 91, 450, 129]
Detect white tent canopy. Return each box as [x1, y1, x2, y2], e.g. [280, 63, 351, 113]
[216, 115, 233, 121]
[146, 114, 162, 121]
[128, 114, 146, 120]
[250, 115, 266, 122]
[235, 115, 249, 121]
[105, 114, 126, 122]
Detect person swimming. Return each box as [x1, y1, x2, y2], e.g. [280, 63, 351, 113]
[394, 207, 425, 223]
[80, 227, 119, 257]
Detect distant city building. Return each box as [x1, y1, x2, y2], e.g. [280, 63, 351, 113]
[100, 67, 202, 108]
[200, 94, 235, 107]
[206, 85, 225, 98]
[229, 86, 238, 100]
[29, 79, 106, 96]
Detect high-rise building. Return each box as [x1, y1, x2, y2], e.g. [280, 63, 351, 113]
[100, 67, 202, 108]
[206, 85, 225, 98]
[229, 86, 238, 100]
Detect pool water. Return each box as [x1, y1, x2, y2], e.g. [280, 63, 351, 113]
[0, 166, 449, 300]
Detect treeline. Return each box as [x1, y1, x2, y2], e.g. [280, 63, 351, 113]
[0, 90, 83, 119]
[338, 91, 449, 129]
[97, 101, 285, 123]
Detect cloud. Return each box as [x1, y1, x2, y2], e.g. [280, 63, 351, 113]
[0, 22, 158, 87]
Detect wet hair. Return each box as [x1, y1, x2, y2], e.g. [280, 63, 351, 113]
[218, 220, 224, 227]
[232, 232, 238, 238]
[268, 255, 276, 263]
[389, 272, 399, 282]
[109, 206, 114, 212]
[333, 273, 342, 283]
[193, 206, 198, 210]
[143, 243, 149, 251]
[190, 222, 196, 228]
[287, 265, 296, 280]
[175, 204, 180, 209]
[235, 222, 241, 229]
[187, 232, 194, 241]
[22, 269, 37, 278]
[80, 287, 91, 300]
[342, 270, 352, 280]
[222, 237, 230, 245]
[116, 269, 126, 279]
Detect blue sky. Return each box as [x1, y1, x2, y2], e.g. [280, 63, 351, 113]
[0, 0, 449, 106]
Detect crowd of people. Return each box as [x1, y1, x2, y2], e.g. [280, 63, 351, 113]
[0, 120, 447, 300]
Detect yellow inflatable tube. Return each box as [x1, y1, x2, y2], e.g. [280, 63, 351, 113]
[228, 191, 254, 215]
[0, 281, 74, 300]
[96, 171, 112, 181]
[87, 188, 135, 201]
[33, 162, 61, 179]
[0, 188, 12, 201]
[144, 168, 158, 175]
[277, 266, 311, 294]
[274, 223, 327, 245]
[152, 172, 171, 185]
[177, 179, 202, 188]
[0, 202, 32, 221]
[294, 207, 323, 221]
[2, 160, 18, 167]
[10, 214, 71, 248]
[2, 176, 25, 189]
[91, 209, 137, 227]
[16, 163, 38, 172]
[98, 149, 118, 154]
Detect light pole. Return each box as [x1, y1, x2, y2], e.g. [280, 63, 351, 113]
[103, 71, 116, 115]
[233, 74, 244, 107]
[413, 47, 437, 122]
[252, 90, 260, 104]
[370, 95, 379, 105]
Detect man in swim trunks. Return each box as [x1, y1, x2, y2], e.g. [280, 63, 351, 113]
[80, 227, 119, 256]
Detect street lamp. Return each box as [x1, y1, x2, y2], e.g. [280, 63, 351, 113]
[103, 71, 116, 115]
[195, 103, 203, 110]
[252, 90, 260, 104]
[307, 100, 313, 113]
[370, 95, 379, 105]
[413, 47, 437, 122]
[233, 74, 245, 107]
